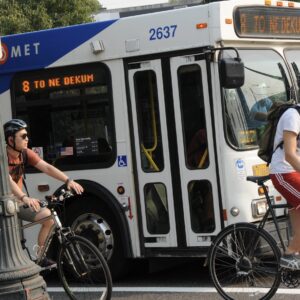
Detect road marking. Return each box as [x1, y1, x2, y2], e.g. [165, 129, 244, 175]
[47, 287, 300, 294]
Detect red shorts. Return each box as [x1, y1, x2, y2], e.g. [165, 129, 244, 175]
[270, 172, 300, 209]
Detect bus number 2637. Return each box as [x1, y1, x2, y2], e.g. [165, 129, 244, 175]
[149, 25, 177, 40]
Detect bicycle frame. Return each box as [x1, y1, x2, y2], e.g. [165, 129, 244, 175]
[257, 182, 289, 253]
[19, 196, 113, 300]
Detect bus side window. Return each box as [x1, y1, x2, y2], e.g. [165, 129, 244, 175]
[177, 64, 209, 169]
[188, 180, 215, 233]
[134, 70, 164, 172]
[12, 63, 116, 171]
[144, 183, 170, 234]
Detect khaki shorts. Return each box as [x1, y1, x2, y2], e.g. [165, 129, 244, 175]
[18, 204, 48, 222]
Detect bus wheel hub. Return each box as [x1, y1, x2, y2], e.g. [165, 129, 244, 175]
[71, 213, 114, 260]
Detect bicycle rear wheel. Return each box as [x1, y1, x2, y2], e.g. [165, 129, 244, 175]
[57, 235, 112, 300]
[208, 223, 281, 300]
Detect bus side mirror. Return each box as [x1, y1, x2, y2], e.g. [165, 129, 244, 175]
[219, 58, 245, 89]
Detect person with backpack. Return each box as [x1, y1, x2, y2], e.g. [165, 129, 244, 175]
[267, 103, 300, 270]
[250, 83, 273, 128]
[4, 119, 84, 268]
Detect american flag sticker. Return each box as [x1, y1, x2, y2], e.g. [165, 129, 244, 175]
[60, 147, 74, 156]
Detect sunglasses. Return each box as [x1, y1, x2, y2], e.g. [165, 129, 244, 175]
[19, 133, 29, 140]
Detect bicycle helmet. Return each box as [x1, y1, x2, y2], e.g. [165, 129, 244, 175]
[4, 119, 27, 142]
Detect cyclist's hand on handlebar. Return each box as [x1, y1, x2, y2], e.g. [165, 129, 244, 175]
[67, 180, 84, 195]
[23, 196, 41, 212]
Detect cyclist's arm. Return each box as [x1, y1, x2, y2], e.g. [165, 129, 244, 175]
[34, 160, 83, 194]
[283, 130, 300, 172]
[9, 175, 40, 211]
[9, 175, 23, 199]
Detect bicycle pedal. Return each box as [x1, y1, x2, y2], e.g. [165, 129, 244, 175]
[40, 263, 57, 272]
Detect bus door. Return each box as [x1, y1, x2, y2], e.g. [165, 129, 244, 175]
[169, 55, 221, 247]
[128, 59, 178, 248]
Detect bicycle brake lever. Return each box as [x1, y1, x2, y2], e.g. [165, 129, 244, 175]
[65, 190, 74, 198]
[45, 195, 54, 201]
[58, 190, 74, 201]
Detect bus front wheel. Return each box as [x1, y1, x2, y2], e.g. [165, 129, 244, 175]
[65, 198, 128, 279]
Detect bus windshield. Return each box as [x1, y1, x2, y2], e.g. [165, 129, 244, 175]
[223, 49, 291, 150]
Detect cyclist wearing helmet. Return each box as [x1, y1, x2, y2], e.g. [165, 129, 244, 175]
[4, 119, 84, 267]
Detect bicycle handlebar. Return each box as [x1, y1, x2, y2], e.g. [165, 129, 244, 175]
[22, 188, 74, 209]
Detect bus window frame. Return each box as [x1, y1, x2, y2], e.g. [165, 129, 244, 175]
[10, 62, 117, 172]
[220, 48, 292, 152]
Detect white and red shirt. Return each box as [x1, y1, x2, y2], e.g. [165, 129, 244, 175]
[269, 106, 300, 174]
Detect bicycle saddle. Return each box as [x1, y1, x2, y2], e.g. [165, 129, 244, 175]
[246, 175, 270, 185]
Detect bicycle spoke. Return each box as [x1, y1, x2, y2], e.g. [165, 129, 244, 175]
[209, 224, 281, 300]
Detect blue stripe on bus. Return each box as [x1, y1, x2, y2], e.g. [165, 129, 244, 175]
[0, 20, 117, 94]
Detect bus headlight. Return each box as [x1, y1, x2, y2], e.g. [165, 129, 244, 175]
[251, 198, 270, 218]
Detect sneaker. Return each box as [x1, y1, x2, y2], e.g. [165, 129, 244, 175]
[280, 253, 300, 270]
[39, 257, 57, 270]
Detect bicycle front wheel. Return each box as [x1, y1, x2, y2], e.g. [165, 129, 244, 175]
[57, 235, 112, 300]
[208, 223, 281, 300]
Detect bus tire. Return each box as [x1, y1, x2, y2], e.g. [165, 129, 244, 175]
[65, 197, 128, 279]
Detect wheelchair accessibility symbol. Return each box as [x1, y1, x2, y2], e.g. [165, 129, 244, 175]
[118, 155, 127, 167]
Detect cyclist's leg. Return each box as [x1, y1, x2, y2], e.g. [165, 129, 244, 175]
[270, 173, 300, 254]
[287, 209, 300, 253]
[19, 205, 54, 253]
[33, 208, 54, 254]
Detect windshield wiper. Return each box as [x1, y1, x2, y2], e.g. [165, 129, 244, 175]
[292, 62, 300, 88]
[244, 65, 281, 80]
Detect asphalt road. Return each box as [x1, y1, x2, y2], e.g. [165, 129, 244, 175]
[45, 258, 300, 300]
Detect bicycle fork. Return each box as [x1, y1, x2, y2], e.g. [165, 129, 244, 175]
[61, 235, 91, 279]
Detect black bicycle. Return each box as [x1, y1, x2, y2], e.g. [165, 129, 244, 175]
[21, 188, 112, 300]
[208, 175, 300, 300]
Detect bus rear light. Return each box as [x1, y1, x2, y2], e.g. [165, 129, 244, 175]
[265, 0, 271, 6]
[225, 19, 232, 24]
[196, 23, 207, 29]
[288, 2, 295, 7]
[276, 1, 283, 6]
[276, 195, 282, 201]
[223, 209, 228, 221]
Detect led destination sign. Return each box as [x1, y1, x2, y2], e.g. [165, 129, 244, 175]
[19, 73, 95, 93]
[234, 6, 300, 38]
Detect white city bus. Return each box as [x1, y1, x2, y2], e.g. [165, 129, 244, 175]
[0, 0, 298, 278]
